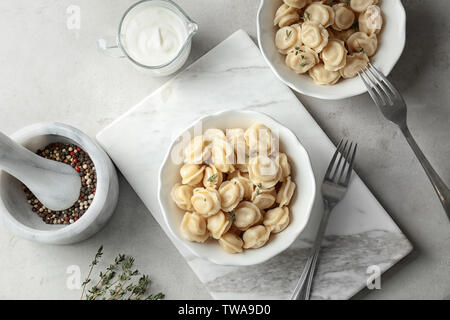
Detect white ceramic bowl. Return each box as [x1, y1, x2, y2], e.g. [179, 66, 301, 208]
[158, 110, 316, 266]
[0, 123, 119, 244]
[257, 0, 406, 100]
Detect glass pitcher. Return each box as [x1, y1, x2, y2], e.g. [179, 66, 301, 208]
[98, 0, 198, 76]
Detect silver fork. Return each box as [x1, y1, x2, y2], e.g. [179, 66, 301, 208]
[359, 64, 450, 219]
[291, 139, 357, 300]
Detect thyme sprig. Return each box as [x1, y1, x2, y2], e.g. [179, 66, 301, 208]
[80, 246, 164, 300]
[80, 245, 103, 299]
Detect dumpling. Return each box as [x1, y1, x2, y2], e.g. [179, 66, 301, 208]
[329, 28, 356, 42]
[218, 232, 243, 254]
[275, 24, 302, 55]
[238, 172, 253, 200]
[309, 63, 341, 85]
[244, 124, 273, 155]
[340, 52, 369, 78]
[350, 0, 378, 13]
[304, 3, 335, 28]
[347, 32, 378, 57]
[300, 21, 329, 53]
[285, 45, 319, 74]
[171, 183, 194, 211]
[180, 164, 205, 186]
[203, 128, 226, 144]
[219, 178, 244, 212]
[283, 0, 311, 10]
[191, 187, 221, 217]
[202, 165, 223, 189]
[233, 201, 262, 231]
[202, 143, 213, 164]
[276, 176, 296, 207]
[236, 163, 249, 173]
[226, 128, 245, 150]
[211, 139, 235, 173]
[242, 225, 271, 249]
[332, 3, 355, 31]
[321, 39, 347, 71]
[180, 212, 210, 243]
[264, 207, 290, 233]
[359, 5, 383, 35]
[278, 153, 291, 181]
[207, 211, 232, 239]
[248, 155, 282, 188]
[229, 171, 253, 200]
[226, 128, 247, 166]
[184, 135, 207, 164]
[274, 4, 300, 28]
[227, 224, 244, 236]
[252, 186, 276, 210]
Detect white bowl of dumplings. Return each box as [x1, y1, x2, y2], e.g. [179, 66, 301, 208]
[257, 0, 406, 100]
[158, 110, 316, 266]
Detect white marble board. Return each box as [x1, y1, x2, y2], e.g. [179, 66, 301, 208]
[96, 30, 412, 300]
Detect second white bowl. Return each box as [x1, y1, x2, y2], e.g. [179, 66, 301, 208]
[257, 0, 406, 100]
[158, 110, 316, 266]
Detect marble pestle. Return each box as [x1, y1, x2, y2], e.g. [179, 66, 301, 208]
[0, 131, 81, 211]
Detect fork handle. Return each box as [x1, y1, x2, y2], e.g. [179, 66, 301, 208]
[401, 126, 450, 219]
[291, 202, 333, 300]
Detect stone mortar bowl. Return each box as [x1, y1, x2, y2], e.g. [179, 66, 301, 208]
[0, 122, 119, 244]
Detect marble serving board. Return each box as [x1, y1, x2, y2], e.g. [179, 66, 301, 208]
[96, 30, 412, 300]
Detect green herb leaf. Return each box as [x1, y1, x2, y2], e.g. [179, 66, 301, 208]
[285, 29, 292, 39]
[146, 293, 165, 300]
[207, 173, 218, 183]
[304, 11, 310, 21]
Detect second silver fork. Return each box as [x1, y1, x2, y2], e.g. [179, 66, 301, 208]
[359, 64, 450, 218]
[291, 139, 357, 300]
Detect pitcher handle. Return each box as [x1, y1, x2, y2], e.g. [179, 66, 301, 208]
[97, 37, 126, 58]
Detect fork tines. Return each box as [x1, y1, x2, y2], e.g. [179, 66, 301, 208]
[324, 139, 357, 187]
[358, 63, 400, 108]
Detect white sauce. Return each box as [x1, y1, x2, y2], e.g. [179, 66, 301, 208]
[122, 6, 188, 66]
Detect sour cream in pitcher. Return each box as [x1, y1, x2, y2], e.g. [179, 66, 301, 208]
[121, 6, 188, 66]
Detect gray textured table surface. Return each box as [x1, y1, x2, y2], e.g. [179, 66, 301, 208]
[0, 0, 448, 299]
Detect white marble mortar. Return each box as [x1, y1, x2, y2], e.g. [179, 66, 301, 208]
[0, 122, 119, 244]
